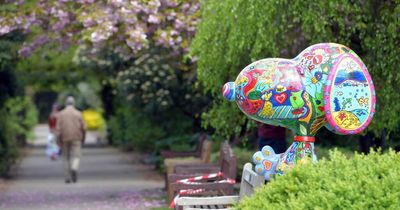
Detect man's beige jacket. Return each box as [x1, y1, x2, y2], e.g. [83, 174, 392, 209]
[56, 106, 86, 142]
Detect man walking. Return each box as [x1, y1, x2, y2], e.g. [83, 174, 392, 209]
[56, 96, 86, 183]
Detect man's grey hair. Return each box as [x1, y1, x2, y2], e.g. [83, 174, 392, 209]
[65, 96, 75, 106]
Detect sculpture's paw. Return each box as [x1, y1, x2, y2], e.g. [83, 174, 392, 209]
[252, 146, 281, 181]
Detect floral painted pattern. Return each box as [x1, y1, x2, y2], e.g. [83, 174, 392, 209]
[224, 43, 375, 180]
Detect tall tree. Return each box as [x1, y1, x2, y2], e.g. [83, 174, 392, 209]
[191, 0, 400, 138]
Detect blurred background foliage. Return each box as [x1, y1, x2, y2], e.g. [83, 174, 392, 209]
[1, 0, 399, 176]
[0, 31, 38, 176]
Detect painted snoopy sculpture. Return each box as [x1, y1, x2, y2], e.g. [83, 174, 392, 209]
[223, 43, 376, 180]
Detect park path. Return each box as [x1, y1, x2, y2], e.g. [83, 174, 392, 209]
[0, 124, 165, 210]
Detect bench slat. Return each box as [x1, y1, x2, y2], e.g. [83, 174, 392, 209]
[177, 195, 239, 206]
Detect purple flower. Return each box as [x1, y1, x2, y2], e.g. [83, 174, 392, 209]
[31, 35, 50, 48]
[52, 20, 68, 32]
[58, 36, 70, 51]
[18, 46, 32, 57]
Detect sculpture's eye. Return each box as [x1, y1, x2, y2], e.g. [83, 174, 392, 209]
[314, 72, 322, 81]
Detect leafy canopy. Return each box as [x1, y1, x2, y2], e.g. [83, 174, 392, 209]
[191, 0, 400, 137]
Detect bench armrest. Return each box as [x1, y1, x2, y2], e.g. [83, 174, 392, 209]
[174, 164, 220, 174]
[161, 150, 200, 158]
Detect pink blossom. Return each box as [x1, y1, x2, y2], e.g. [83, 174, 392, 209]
[76, 0, 96, 4]
[148, 14, 160, 24]
[1, 0, 201, 57]
[0, 25, 13, 35]
[166, 12, 176, 21]
[162, 0, 177, 7]
[174, 19, 185, 29]
[148, 0, 161, 9]
[91, 31, 108, 43]
[83, 18, 96, 27]
[182, 3, 190, 11]
[109, 0, 126, 7]
[129, 1, 144, 13]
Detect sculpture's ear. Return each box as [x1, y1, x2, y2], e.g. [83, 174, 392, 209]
[323, 53, 376, 135]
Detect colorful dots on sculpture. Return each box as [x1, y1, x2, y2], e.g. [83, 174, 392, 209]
[223, 43, 375, 180]
[252, 146, 280, 181]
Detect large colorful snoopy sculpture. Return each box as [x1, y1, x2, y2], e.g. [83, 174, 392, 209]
[222, 43, 376, 180]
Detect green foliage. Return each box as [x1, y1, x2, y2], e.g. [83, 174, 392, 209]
[16, 45, 88, 92]
[237, 150, 400, 209]
[0, 109, 18, 176]
[0, 31, 25, 176]
[192, 0, 400, 138]
[106, 46, 210, 152]
[5, 96, 39, 141]
[108, 105, 166, 151]
[233, 147, 255, 179]
[0, 31, 25, 106]
[108, 100, 202, 152]
[117, 51, 179, 112]
[154, 134, 199, 153]
[116, 47, 210, 121]
[314, 145, 354, 160]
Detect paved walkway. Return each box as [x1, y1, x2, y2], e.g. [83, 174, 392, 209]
[0, 125, 165, 210]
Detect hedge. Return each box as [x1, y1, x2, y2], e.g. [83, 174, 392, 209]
[237, 150, 400, 209]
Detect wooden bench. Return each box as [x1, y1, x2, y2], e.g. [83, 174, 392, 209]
[161, 133, 208, 159]
[174, 163, 264, 209]
[163, 134, 213, 188]
[168, 141, 237, 204]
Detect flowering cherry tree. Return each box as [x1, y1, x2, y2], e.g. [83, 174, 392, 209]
[0, 0, 200, 58]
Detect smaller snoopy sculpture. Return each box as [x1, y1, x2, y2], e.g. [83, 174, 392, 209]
[222, 43, 376, 180]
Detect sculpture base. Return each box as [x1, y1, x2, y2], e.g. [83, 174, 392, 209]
[275, 136, 317, 175]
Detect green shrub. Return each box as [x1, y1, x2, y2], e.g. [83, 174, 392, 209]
[154, 134, 199, 153]
[5, 96, 38, 142]
[108, 105, 165, 151]
[232, 148, 254, 179]
[0, 109, 18, 176]
[237, 150, 400, 210]
[315, 145, 354, 160]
